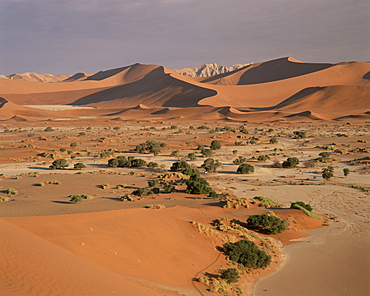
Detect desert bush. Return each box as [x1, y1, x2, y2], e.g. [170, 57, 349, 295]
[6, 188, 18, 195]
[303, 159, 317, 168]
[107, 156, 146, 168]
[282, 157, 299, 168]
[182, 167, 200, 177]
[269, 137, 278, 144]
[148, 180, 159, 187]
[237, 163, 254, 174]
[201, 158, 221, 173]
[143, 204, 166, 209]
[322, 166, 334, 180]
[247, 214, 286, 234]
[257, 155, 270, 161]
[170, 160, 190, 172]
[188, 152, 196, 161]
[147, 162, 159, 169]
[292, 204, 322, 220]
[291, 201, 313, 212]
[210, 140, 221, 150]
[134, 140, 166, 155]
[44, 126, 54, 132]
[222, 239, 271, 269]
[50, 158, 69, 169]
[219, 268, 240, 283]
[0, 196, 10, 202]
[233, 156, 247, 165]
[163, 184, 175, 193]
[293, 131, 306, 138]
[343, 168, 350, 177]
[253, 196, 282, 208]
[69, 194, 82, 203]
[120, 194, 134, 201]
[201, 148, 214, 157]
[170, 150, 179, 157]
[185, 175, 216, 197]
[74, 162, 86, 170]
[271, 159, 281, 168]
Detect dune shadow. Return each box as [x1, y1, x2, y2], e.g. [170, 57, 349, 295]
[28, 166, 51, 170]
[203, 201, 224, 207]
[52, 201, 71, 204]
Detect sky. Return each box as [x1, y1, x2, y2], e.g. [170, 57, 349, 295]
[0, 0, 369, 75]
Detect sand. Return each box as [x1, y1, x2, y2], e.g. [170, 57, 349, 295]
[0, 57, 369, 296]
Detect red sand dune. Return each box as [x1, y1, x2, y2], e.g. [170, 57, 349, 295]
[0, 57, 369, 121]
[2, 206, 233, 295]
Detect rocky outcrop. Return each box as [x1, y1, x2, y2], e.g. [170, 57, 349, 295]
[173, 63, 251, 77]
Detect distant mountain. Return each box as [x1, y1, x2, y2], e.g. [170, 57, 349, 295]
[0, 72, 71, 83]
[172, 63, 252, 77]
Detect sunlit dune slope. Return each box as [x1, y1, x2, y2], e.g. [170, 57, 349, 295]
[4, 207, 225, 293]
[0, 219, 164, 296]
[0, 57, 369, 118]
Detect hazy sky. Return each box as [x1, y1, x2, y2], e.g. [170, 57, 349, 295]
[0, 0, 369, 75]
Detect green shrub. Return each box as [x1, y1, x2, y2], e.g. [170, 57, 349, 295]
[237, 163, 254, 174]
[292, 204, 322, 220]
[74, 162, 86, 170]
[201, 158, 221, 173]
[182, 167, 200, 178]
[134, 140, 166, 155]
[233, 156, 247, 165]
[6, 188, 18, 195]
[170, 160, 190, 172]
[188, 152, 196, 161]
[210, 140, 221, 150]
[50, 159, 69, 169]
[163, 184, 175, 193]
[247, 214, 286, 234]
[269, 137, 278, 144]
[253, 196, 282, 208]
[0, 196, 10, 202]
[291, 201, 313, 212]
[147, 162, 159, 168]
[257, 155, 270, 161]
[219, 268, 240, 283]
[222, 239, 271, 269]
[293, 131, 306, 138]
[186, 176, 212, 195]
[148, 180, 159, 187]
[69, 194, 82, 203]
[282, 157, 299, 168]
[343, 168, 350, 177]
[322, 166, 334, 180]
[44, 126, 54, 132]
[201, 148, 214, 157]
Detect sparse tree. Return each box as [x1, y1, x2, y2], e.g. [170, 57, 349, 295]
[74, 162, 86, 170]
[210, 140, 221, 150]
[237, 163, 254, 174]
[50, 159, 69, 169]
[201, 158, 221, 173]
[343, 168, 350, 177]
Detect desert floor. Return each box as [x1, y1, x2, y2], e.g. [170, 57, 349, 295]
[0, 119, 369, 296]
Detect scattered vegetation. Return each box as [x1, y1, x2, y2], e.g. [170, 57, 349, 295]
[50, 159, 69, 169]
[282, 157, 299, 168]
[236, 163, 254, 174]
[222, 239, 271, 269]
[6, 188, 18, 195]
[247, 214, 287, 234]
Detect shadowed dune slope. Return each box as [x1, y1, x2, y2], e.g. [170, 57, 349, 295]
[72, 66, 217, 108]
[202, 57, 333, 85]
[0, 58, 369, 118]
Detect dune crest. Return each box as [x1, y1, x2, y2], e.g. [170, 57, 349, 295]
[0, 57, 369, 120]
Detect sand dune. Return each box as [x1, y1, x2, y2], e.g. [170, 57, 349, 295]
[3, 207, 230, 295]
[270, 85, 370, 114]
[0, 219, 164, 296]
[0, 57, 369, 121]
